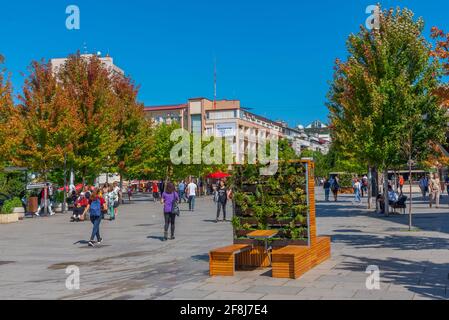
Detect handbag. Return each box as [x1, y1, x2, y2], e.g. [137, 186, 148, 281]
[171, 194, 180, 216]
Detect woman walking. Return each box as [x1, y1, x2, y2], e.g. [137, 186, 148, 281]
[215, 180, 231, 223]
[353, 178, 362, 204]
[106, 186, 119, 221]
[83, 189, 106, 247]
[161, 182, 179, 241]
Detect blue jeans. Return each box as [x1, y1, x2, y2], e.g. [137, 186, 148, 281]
[90, 215, 102, 241]
[354, 190, 361, 203]
[324, 189, 330, 201]
[179, 190, 185, 202]
[188, 196, 196, 211]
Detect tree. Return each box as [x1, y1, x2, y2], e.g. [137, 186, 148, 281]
[110, 74, 154, 187]
[15, 60, 81, 180]
[57, 53, 121, 184]
[327, 6, 447, 215]
[0, 55, 23, 167]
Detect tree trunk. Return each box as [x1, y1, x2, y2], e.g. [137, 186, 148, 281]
[120, 174, 124, 204]
[368, 166, 372, 210]
[383, 169, 389, 216]
[408, 160, 413, 231]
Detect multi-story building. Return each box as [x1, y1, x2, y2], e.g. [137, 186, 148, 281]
[145, 98, 284, 163]
[51, 54, 125, 76]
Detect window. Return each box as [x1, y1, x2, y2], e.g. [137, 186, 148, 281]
[191, 115, 202, 135]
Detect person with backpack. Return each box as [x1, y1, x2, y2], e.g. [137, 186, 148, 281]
[83, 189, 106, 247]
[215, 180, 231, 223]
[330, 176, 340, 202]
[361, 175, 369, 197]
[161, 182, 179, 241]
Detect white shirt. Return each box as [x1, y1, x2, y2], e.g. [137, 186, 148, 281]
[187, 183, 197, 196]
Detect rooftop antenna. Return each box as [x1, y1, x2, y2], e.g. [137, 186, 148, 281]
[83, 42, 88, 54]
[213, 58, 217, 109]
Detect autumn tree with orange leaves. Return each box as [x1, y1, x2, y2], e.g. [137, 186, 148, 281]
[14, 60, 82, 180]
[0, 55, 23, 168]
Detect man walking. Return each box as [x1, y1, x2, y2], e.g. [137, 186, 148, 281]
[36, 183, 55, 216]
[419, 176, 428, 198]
[178, 180, 186, 203]
[323, 178, 331, 202]
[215, 180, 231, 222]
[187, 179, 197, 212]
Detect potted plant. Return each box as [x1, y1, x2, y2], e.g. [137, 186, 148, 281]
[0, 198, 21, 224]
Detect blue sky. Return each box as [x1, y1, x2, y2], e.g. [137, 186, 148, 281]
[1, 0, 449, 127]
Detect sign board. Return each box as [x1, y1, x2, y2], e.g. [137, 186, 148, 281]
[26, 183, 47, 190]
[215, 123, 236, 137]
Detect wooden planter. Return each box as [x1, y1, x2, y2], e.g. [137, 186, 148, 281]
[339, 187, 354, 195]
[0, 213, 19, 224]
[13, 207, 25, 220]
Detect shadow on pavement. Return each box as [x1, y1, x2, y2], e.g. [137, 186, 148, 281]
[339, 255, 449, 300]
[147, 236, 166, 242]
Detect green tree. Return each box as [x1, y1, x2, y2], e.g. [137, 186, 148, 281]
[327, 6, 447, 214]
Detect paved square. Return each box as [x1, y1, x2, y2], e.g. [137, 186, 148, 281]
[0, 190, 448, 300]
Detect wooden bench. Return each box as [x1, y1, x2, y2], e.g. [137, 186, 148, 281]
[209, 244, 252, 276]
[272, 237, 331, 279]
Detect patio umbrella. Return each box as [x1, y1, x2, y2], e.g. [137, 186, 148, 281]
[207, 171, 231, 179]
[58, 183, 83, 192]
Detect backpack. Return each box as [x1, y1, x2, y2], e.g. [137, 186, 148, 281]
[90, 199, 102, 217]
[331, 181, 340, 191]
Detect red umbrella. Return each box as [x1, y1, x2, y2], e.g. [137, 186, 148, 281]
[58, 184, 84, 192]
[207, 171, 231, 179]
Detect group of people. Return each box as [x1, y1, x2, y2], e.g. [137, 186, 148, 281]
[418, 173, 449, 209]
[70, 182, 121, 223]
[323, 176, 341, 202]
[156, 178, 233, 242]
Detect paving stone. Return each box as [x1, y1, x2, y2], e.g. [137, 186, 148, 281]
[245, 285, 303, 295]
[203, 291, 265, 300]
[2, 190, 449, 300]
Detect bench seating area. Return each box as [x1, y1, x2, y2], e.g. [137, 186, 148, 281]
[391, 202, 406, 214]
[271, 237, 331, 279]
[209, 237, 331, 279]
[209, 244, 252, 276]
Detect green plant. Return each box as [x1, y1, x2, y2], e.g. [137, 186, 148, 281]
[231, 216, 242, 231]
[54, 190, 65, 204]
[0, 198, 21, 214]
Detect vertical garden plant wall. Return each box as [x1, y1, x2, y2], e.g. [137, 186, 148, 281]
[231, 160, 311, 247]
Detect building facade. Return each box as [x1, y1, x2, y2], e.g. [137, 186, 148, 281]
[51, 54, 125, 76]
[145, 98, 284, 163]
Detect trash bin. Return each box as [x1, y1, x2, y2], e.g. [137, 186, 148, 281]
[27, 197, 38, 213]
